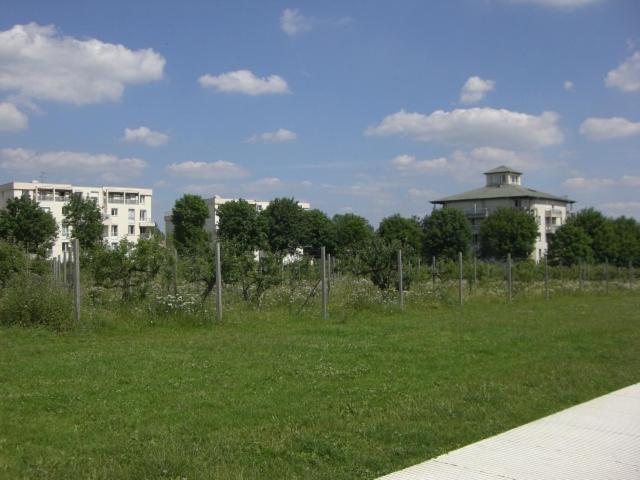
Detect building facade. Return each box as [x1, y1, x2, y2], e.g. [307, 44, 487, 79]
[164, 195, 311, 239]
[431, 166, 574, 262]
[0, 181, 154, 258]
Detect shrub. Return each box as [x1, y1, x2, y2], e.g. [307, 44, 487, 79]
[0, 273, 73, 328]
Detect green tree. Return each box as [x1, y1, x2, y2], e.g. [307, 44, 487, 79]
[0, 196, 57, 255]
[301, 209, 337, 257]
[62, 193, 103, 251]
[548, 222, 593, 266]
[572, 208, 616, 262]
[217, 199, 265, 253]
[479, 208, 538, 260]
[422, 208, 472, 260]
[610, 216, 640, 267]
[261, 198, 306, 255]
[377, 214, 423, 253]
[171, 194, 210, 254]
[333, 213, 374, 257]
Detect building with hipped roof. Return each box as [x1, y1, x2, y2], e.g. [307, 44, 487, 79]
[431, 166, 574, 262]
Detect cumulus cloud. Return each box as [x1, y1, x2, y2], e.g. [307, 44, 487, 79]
[408, 187, 439, 200]
[367, 108, 563, 149]
[563, 80, 574, 90]
[199, 69, 289, 96]
[246, 128, 296, 143]
[562, 177, 615, 191]
[0, 23, 165, 105]
[508, 0, 602, 8]
[459, 76, 495, 104]
[579, 117, 640, 140]
[391, 147, 540, 181]
[0, 102, 28, 131]
[0, 147, 147, 182]
[621, 175, 640, 187]
[280, 8, 312, 36]
[123, 126, 169, 147]
[605, 52, 640, 92]
[600, 201, 640, 217]
[166, 160, 248, 179]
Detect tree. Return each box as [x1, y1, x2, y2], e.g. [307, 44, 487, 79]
[0, 196, 57, 255]
[548, 222, 593, 266]
[171, 194, 210, 254]
[572, 208, 616, 262]
[301, 209, 336, 257]
[333, 213, 374, 257]
[422, 208, 471, 260]
[610, 216, 640, 267]
[377, 214, 423, 253]
[217, 199, 265, 253]
[62, 193, 103, 251]
[261, 198, 306, 255]
[479, 208, 538, 260]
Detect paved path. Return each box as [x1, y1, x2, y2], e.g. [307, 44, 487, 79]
[378, 383, 640, 480]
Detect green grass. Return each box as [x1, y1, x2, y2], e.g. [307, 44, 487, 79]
[1, 292, 639, 479]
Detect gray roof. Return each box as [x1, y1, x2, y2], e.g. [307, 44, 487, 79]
[432, 184, 574, 204]
[483, 165, 522, 175]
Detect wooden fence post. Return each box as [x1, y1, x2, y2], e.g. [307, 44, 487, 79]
[321, 246, 328, 320]
[73, 238, 81, 324]
[215, 241, 222, 322]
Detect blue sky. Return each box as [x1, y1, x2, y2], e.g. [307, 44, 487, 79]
[0, 0, 638, 228]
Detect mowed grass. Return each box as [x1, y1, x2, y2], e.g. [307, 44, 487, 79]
[1, 292, 639, 479]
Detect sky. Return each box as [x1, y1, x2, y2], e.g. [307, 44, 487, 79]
[0, 0, 638, 228]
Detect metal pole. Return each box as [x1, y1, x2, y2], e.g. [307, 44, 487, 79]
[62, 249, 68, 287]
[507, 253, 512, 303]
[458, 251, 463, 307]
[173, 248, 178, 295]
[543, 255, 549, 300]
[432, 256, 436, 286]
[605, 258, 609, 293]
[327, 253, 332, 286]
[398, 249, 404, 311]
[73, 238, 81, 324]
[321, 246, 328, 320]
[215, 241, 222, 322]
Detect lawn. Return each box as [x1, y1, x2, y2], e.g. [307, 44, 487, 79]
[1, 292, 639, 479]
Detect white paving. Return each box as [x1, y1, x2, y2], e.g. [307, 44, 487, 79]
[378, 383, 640, 480]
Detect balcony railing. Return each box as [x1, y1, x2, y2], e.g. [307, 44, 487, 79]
[464, 208, 490, 218]
[125, 198, 139, 204]
[37, 194, 54, 201]
[545, 209, 564, 217]
[545, 224, 559, 233]
[108, 197, 124, 204]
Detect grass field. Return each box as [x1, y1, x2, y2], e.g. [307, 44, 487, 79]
[1, 291, 639, 479]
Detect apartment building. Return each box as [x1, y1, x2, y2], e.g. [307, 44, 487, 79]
[165, 195, 311, 239]
[0, 181, 154, 258]
[431, 166, 574, 262]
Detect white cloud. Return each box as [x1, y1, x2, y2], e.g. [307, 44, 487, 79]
[605, 52, 640, 93]
[166, 160, 248, 179]
[562, 177, 615, 191]
[408, 188, 438, 200]
[243, 177, 284, 193]
[620, 176, 640, 187]
[579, 117, 640, 141]
[198, 69, 289, 96]
[247, 128, 296, 143]
[0, 147, 147, 182]
[391, 147, 540, 181]
[563, 80, 574, 91]
[0, 102, 28, 131]
[508, 0, 602, 8]
[301, 180, 313, 187]
[280, 8, 312, 36]
[123, 126, 169, 147]
[459, 76, 495, 104]
[600, 201, 640, 217]
[0, 23, 165, 105]
[366, 108, 563, 149]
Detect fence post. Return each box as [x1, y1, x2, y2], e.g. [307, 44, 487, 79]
[72, 238, 81, 324]
[62, 249, 68, 286]
[629, 260, 634, 289]
[507, 253, 512, 303]
[173, 248, 178, 295]
[327, 253, 332, 286]
[604, 258, 609, 293]
[458, 251, 463, 307]
[544, 255, 549, 301]
[432, 256, 436, 286]
[321, 246, 328, 320]
[398, 249, 404, 311]
[215, 241, 222, 322]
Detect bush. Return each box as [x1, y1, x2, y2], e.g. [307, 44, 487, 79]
[0, 273, 73, 328]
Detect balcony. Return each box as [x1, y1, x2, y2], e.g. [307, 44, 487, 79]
[464, 208, 490, 218]
[37, 193, 54, 202]
[125, 197, 139, 205]
[108, 197, 124, 204]
[545, 224, 559, 234]
[545, 209, 564, 217]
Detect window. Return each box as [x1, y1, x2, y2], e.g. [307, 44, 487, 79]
[111, 225, 118, 237]
[140, 210, 147, 221]
[111, 208, 118, 216]
[62, 242, 68, 252]
[41, 206, 51, 213]
[128, 225, 135, 235]
[62, 225, 70, 237]
[140, 195, 146, 204]
[128, 209, 135, 222]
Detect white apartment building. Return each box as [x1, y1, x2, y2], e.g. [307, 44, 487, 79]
[0, 181, 154, 258]
[431, 166, 574, 262]
[165, 195, 311, 239]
